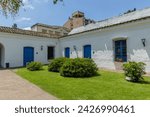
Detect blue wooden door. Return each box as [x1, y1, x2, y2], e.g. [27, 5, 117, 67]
[65, 47, 70, 58]
[23, 47, 34, 66]
[84, 45, 91, 58]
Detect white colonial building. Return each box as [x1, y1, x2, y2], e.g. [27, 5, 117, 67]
[0, 7, 150, 72]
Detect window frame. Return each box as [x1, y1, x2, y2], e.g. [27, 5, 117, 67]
[114, 40, 127, 62]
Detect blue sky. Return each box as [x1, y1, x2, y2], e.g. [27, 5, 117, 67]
[0, 0, 150, 29]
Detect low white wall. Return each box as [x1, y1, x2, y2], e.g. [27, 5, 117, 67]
[60, 19, 150, 72]
[0, 33, 60, 68]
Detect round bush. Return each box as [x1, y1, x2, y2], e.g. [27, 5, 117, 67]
[60, 58, 98, 77]
[48, 57, 68, 72]
[27, 62, 43, 71]
[123, 61, 146, 82]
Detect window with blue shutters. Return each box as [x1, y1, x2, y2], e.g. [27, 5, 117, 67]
[114, 40, 127, 62]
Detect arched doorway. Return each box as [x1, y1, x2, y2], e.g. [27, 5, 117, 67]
[0, 43, 5, 68]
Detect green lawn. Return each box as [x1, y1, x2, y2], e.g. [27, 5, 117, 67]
[16, 66, 150, 100]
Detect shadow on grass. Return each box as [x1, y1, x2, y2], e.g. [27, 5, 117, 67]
[94, 73, 101, 77]
[26, 68, 45, 72]
[62, 73, 101, 79]
[137, 80, 150, 84]
[128, 80, 150, 85]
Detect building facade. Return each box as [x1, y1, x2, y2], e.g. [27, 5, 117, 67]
[63, 11, 95, 30]
[0, 27, 60, 68]
[31, 23, 70, 37]
[0, 8, 150, 72]
[61, 19, 150, 72]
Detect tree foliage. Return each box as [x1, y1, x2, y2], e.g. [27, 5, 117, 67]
[53, 0, 63, 4]
[0, 0, 63, 16]
[0, 0, 23, 16]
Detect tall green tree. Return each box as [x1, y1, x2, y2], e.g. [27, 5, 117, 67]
[0, 0, 62, 16]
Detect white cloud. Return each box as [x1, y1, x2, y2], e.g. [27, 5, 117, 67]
[43, 0, 50, 2]
[22, 0, 34, 10]
[16, 17, 31, 22]
[34, 0, 49, 3]
[22, 0, 50, 9]
[23, 27, 31, 30]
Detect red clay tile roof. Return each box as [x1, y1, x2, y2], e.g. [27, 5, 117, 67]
[0, 26, 60, 38]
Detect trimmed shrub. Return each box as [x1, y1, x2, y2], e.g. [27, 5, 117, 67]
[48, 57, 68, 72]
[60, 58, 98, 77]
[123, 61, 146, 82]
[27, 62, 43, 71]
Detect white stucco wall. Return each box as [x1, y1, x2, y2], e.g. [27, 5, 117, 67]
[60, 19, 150, 72]
[0, 33, 60, 68]
[0, 19, 150, 72]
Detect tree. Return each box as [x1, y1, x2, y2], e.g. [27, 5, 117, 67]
[53, 0, 63, 4]
[0, 0, 63, 17]
[0, 0, 23, 16]
[12, 23, 17, 28]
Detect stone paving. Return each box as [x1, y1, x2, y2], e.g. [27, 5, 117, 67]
[0, 70, 57, 100]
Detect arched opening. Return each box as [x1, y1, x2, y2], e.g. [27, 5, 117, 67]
[0, 43, 5, 68]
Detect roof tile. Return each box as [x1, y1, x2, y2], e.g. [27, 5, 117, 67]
[0, 26, 60, 38]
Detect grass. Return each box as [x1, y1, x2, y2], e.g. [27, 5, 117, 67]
[16, 66, 150, 100]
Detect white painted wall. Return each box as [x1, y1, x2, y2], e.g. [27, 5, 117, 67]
[0, 33, 60, 68]
[60, 19, 150, 72]
[0, 19, 150, 72]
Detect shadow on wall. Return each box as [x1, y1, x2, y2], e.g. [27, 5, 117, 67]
[92, 48, 150, 72]
[129, 48, 150, 72]
[130, 49, 150, 61]
[91, 42, 121, 70]
[92, 49, 116, 70]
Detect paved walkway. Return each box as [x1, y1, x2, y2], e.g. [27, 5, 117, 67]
[0, 70, 57, 100]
